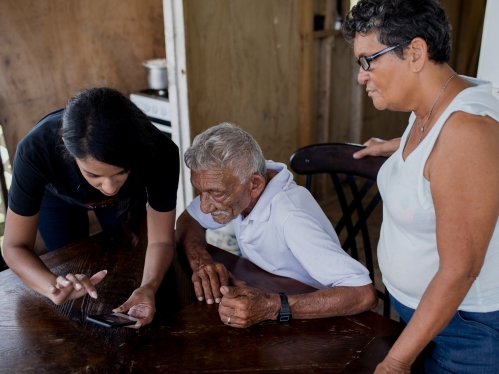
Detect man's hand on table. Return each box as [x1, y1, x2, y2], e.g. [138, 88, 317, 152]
[112, 284, 156, 328]
[218, 286, 280, 328]
[191, 259, 245, 304]
[49, 270, 107, 305]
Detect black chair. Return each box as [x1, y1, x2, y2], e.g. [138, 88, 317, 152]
[290, 143, 391, 317]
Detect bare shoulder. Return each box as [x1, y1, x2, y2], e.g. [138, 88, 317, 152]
[436, 111, 499, 157]
[427, 111, 499, 180]
[443, 110, 498, 138]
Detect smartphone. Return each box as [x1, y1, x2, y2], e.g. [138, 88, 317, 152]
[86, 312, 139, 328]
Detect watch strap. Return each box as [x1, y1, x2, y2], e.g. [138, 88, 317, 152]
[278, 292, 292, 322]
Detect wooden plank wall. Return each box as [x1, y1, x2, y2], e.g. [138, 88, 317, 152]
[443, 0, 487, 77]
[183, 0, 300, 165]
[312, 0, 367, 146]
[0, 0, 166, 158]
[329, 37, 360, 143]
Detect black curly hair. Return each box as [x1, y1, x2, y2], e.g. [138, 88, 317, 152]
[342, 0, 451, 64]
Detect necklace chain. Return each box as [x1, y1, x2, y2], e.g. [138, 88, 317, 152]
[413, 72, 457, 147]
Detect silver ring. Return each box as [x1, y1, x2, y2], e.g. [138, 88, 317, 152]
[228, 316, 231, 325]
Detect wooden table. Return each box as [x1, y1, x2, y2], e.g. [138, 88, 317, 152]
[0, 227, 415, 373]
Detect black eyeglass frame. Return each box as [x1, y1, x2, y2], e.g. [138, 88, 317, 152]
[356, 41, 411, 71]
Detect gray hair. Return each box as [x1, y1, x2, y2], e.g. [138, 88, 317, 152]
[342, 0, 451, 64]
[184, 123, 267, 183]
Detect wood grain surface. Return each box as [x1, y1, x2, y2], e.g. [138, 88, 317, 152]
[120, 302, 402, 374]
[0, 235, 133, 372]
[0, 227, 407, 373]
[120, 244, 403, 374]
[184, 0, 300, 165]
[0, 0, 166, 158]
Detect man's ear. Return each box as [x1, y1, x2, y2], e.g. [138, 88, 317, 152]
[407, 37, 428, 73]
[249, 174, 266, 198]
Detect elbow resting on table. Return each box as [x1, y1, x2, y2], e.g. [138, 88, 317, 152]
[363, 284, 379, 312]
[345, 284, 379, 315]
[329, 284, 379, 316]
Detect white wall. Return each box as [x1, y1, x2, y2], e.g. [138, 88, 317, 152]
[477, 0, 499, 99]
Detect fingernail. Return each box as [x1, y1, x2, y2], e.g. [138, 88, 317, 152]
[49, 286, 56, 293]
[136, 324, 142, 328]
[91, 291, 98, 299]
[64, 280, 70, 286]
[75, 284, 82, 290]
[112, 308, 119, 313]
[198, 297, 204, 301]
[103, 270, 108, 274]
[222, 286, 229, 292]
[207, 299, 214, 304]
[215, 298, 221, 303]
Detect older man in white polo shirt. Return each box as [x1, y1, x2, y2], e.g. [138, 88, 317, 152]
[176, 123, 378, 328]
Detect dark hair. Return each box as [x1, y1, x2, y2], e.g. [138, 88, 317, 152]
[61, 87, 159, 245]
[342, 0, 452, 64]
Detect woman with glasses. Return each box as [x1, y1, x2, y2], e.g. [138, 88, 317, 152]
[343, 0, 499, 373]
[3, 87, 179, 328]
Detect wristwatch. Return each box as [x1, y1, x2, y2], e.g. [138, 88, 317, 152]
[277, 292, 292, 322]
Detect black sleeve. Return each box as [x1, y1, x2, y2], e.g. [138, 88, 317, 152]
[9, 144, 49, 216]
[145, 135, 180, 212]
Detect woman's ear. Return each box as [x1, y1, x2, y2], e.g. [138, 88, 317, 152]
[407, 37, 428, 73]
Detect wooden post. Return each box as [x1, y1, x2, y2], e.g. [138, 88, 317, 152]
[296, 0, 315, 187]
[315, 0, 336, 200]
[349, 57, 363, 144]
[344, 0, 363, 144]
[316, 0, 335, 145]
[298, 0, 315, 150]
[163, 0, 194, 216]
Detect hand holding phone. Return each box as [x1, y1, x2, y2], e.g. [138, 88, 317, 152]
[86, 312, 139, 328]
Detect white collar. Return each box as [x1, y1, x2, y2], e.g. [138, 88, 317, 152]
[243, 161, 294, 223]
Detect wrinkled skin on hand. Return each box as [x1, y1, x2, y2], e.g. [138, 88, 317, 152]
[374, 355, 412, 374]
[218, 285, 279, 328]
[192, 260, 245, 304]
[112, 284, 157, 328]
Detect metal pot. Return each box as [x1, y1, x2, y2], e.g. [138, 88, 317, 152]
[142, 59, 168, 90]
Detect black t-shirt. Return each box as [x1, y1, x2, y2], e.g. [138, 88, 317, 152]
[9, 109, 180, 216]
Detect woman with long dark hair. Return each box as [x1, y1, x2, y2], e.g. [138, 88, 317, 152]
[3, 87, 179, 327]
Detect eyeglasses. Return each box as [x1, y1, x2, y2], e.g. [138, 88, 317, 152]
[356, 41, 411, 71]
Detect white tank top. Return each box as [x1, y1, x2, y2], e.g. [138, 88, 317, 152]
[377, 77, 499, 312]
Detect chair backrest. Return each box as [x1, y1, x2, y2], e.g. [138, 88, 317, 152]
[290, 143, 390, 316]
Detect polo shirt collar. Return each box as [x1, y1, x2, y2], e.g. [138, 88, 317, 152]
[243, 161, 293, 223]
